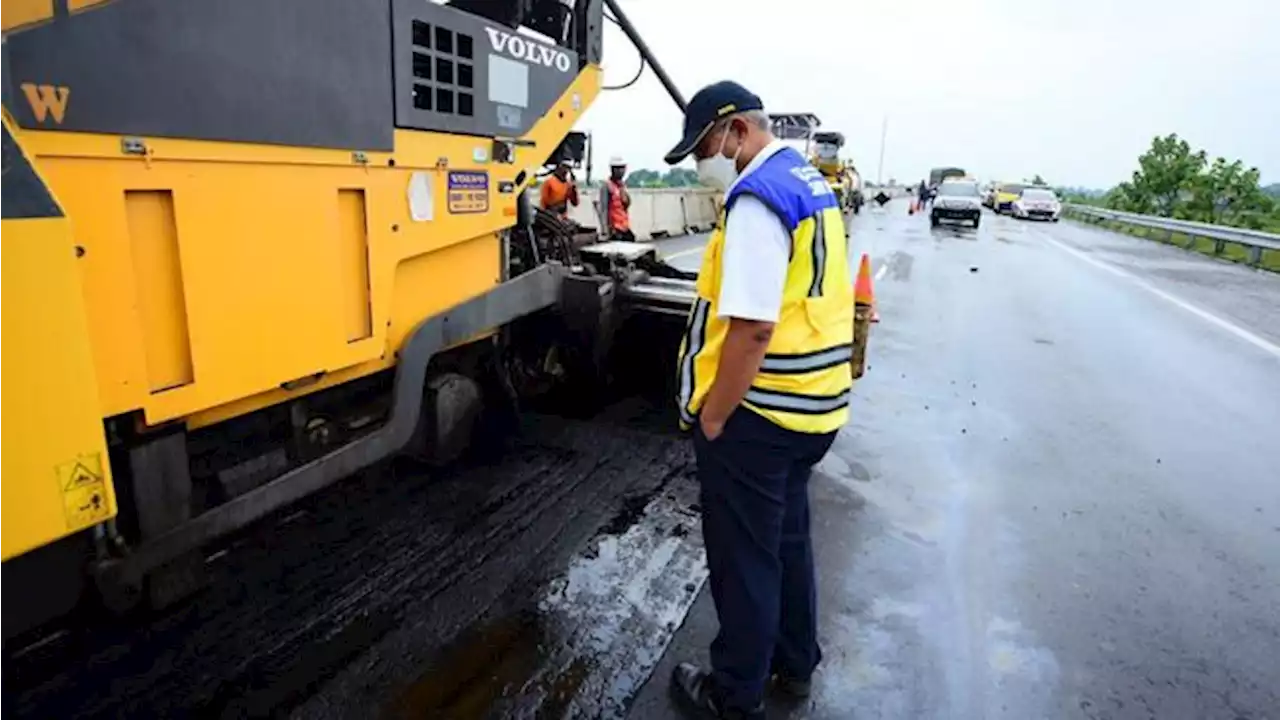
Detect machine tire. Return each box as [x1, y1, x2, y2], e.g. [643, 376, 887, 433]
[930, 214, 940, 228]
[409, 371, 484, 467]
[972, 216, 981, 229]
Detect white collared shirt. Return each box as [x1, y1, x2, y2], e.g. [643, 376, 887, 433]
[717, 139, 792, 323]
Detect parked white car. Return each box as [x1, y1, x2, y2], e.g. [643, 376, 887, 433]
[1012, 187, 1062, 221]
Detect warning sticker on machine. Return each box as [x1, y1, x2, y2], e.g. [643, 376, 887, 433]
[447, 171, 489, 214]
[56, 453, 110, 529]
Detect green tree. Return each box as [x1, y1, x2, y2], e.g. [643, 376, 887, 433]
[1185, 158, 1271, 228]
[625, 169, 661, 188]
[662, 168, 701, 187]
[1100, 133, 1278, 232]
[624, 167, 707, 188]
[1027, 174, 1048, 186]
[1112, 133, 1206, 215]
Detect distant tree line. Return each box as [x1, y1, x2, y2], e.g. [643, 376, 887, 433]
[623, 167, 702, 188]
[534, 166, 700, 190]
[1057, 134, 1279, 232]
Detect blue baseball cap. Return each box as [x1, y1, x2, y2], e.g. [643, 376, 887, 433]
[663, 80, 764, 165]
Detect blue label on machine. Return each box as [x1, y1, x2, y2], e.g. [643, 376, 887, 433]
[447, 171, 489, 214]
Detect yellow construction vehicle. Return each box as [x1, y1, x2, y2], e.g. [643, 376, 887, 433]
[812, 132, 865, 215]
[768, 114, 861, 214]
[1, 0, 696, 639]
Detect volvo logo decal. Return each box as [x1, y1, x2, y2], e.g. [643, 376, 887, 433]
[485, 27, 573, 73]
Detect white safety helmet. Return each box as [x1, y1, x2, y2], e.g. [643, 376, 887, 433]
[609, 156, 626, 168]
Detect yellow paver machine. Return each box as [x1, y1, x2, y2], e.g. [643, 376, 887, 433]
[1, 0, 698, 638]
[768, 113, 863, 214]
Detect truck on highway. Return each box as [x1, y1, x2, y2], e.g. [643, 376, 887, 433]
[929, 166, 967, 187]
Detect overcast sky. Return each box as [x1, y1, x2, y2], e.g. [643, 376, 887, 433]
[578, 0, 1279, 188]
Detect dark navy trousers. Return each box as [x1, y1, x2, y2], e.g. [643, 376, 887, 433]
[694, 407, 836, 711]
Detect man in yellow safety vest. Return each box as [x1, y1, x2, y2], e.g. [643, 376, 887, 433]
[663, 81, 854, 719]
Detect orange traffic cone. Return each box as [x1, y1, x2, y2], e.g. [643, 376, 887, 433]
[855, 253, 874, 305]
[855, 253, 880, 323]
[851, 253, 876, 378]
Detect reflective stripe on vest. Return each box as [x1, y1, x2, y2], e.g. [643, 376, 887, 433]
[674, 146, 854, 435]
[677, 297, 711, 426]
[758, 343, 854, 374]
[744, 386, 851, 415]
[808, 210, 826, 297]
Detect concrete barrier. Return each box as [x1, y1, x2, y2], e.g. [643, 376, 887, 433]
[568, 187, 723, 241]
[563, 184, 910, 243]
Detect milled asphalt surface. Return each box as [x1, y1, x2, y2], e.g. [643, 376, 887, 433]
[6, 204, 1277, 719]
[5, 415, 704, 719]
[631, 203, 1280, 719]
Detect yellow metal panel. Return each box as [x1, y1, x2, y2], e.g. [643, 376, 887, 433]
[125, 190, 195, 392]
[337, 189, 374, 342]
[2, 140, 117, 560]
[36, 159, 395, 423]
[388, 234, 503, 346]
[48, 158, 153, 412]
[185, 235, 501, 430]
[1, 0, 52, 32]
[18, 64, 603, 431]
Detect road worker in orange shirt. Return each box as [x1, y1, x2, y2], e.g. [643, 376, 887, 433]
[540, 160, 580, 219]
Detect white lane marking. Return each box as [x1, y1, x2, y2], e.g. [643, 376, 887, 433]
[1038, 231, 1280, 360]
[875, 263, 888, 282]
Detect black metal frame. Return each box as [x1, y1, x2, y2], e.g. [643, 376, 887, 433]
[768, 113, 823, 141]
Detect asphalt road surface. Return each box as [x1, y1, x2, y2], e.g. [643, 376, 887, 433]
[5, 203, 1278, 719]
[634, 202, 1280, 719]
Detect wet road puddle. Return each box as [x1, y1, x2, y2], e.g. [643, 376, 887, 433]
[389, 479, 707, 719]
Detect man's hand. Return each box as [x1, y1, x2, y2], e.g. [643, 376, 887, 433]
[699, 413, 726, 442]
[700, 318, 775, 440]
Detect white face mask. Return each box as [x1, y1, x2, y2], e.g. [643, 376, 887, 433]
[696, 127, 742, 191]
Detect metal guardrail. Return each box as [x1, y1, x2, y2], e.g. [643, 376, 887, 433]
[1065, 204, 1280, 267]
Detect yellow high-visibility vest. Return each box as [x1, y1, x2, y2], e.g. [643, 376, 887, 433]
[676, 148, 854, 434]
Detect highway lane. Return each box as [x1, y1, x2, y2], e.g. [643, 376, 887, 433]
[635, 201, 1280, 719]
[1032, 218, 1280, 351]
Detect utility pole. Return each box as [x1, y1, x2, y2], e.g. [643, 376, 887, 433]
[875, 114, 888, 185]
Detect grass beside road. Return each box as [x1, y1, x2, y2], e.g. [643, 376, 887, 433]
[1066, 211, 1280, 273]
